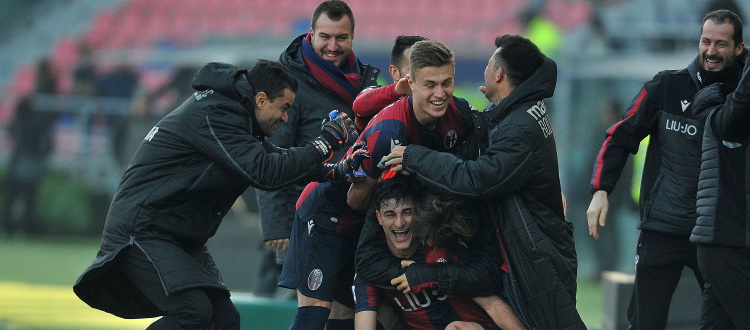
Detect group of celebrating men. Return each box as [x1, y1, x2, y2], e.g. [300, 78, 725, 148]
[71, 0, 750, 329]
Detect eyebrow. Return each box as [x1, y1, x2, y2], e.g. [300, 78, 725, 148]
[318, 32, 350, 38]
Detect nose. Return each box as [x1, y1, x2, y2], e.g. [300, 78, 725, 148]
[434, 86, 445, 98]
[326, 39, 338, 51]
[706, 43, 717, 55]
[394, 214, 405, 227]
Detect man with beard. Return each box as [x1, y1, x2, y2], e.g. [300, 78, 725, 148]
[73, 60, 362, 329]
[586, 9, 747, 329]
[254, 0, 379, 300]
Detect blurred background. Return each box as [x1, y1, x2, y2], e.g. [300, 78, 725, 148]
[0, 0, 747, 329]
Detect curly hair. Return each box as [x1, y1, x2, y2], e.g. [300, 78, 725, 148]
[411, 191, 474, 248]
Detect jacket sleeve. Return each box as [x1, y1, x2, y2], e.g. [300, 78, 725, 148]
[355, 210, 406, 288]
[405, 220, 503, 296]
[590, 77, 661, 194]
[256, 187, 299, 241]
[353, 84, 400, 118]
[712, 67, 750, 142]
[401, 123, 535, 198]
[190, 105, 324, 191]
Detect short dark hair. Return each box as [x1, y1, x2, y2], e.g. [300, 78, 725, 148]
[311, 0, 355, 32]
[409, 40, 454, 79]
[493, 34, 543, 88]
[246, 60, 298, 100]
[390, 35, 428, 67]
[372, 175, 420, 214]
[703, 9, 744, 46]
[412, 192, 474, 247]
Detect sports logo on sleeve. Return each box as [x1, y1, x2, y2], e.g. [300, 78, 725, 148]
[144, 126, 159, 141]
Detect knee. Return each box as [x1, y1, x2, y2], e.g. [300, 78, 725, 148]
[169, 291, 214, 329]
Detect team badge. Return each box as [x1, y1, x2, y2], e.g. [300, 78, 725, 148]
[308, 269, 323, 291]
[444, 130, 458, 149]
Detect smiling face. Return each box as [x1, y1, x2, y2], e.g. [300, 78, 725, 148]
[376, 197, 417, 258]
[254, 89, 295, 137]
[699, 19, 744, 72]
[310, 12, 354, 68]
[408, 64, 454, 129]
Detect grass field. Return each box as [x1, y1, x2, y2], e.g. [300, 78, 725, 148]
[0, 236, 603, 329]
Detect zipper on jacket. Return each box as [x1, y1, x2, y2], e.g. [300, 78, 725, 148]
[513, 194, 537, 250]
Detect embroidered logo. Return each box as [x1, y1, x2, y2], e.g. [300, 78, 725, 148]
[308, 269, 323, 291]
[681, 100, 690, 112]
[390, 138, 402, 152]
[144, 126, 159, 141]
[307, 219, 314, 234]
[444, 130, 458, 149]
[194, 89, 214, 101]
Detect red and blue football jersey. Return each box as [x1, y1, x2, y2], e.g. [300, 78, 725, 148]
[353, 243, 499, 329]
[357, 95, 474, 180]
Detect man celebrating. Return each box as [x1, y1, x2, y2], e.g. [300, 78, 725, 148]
[587, 10, 747, 329]
[354, 175, 525, 330]
[255, 0, 380, 273]
[347, 39, 475, 212]
[73, 60, 360, 329]
[379, 35, 583, 329]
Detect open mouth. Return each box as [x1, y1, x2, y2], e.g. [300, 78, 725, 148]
[704, 55, 723, 70]
[392, 228, 411, 242]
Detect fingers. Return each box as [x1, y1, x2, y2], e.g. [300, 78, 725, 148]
[400, 260, 415, 268]
[266, 238, 289, 249]
[384, 158, 402, 169]
[586, 207, 607, 240]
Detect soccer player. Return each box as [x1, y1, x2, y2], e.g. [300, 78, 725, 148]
[353, 175, 525, 330]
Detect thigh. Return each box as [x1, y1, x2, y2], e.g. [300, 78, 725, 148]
[698, 245, 750, 327]
[118, 246, 210, 316]
[633, 231, 687, 293]
[280, 215, 354, 304]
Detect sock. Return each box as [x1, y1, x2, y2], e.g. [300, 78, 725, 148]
[289, 306, 329, 330]
[324, 318, 354, 330]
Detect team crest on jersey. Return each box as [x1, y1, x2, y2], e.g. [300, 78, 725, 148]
[308, 269, 323, 290]
[444, 130, 458, 149]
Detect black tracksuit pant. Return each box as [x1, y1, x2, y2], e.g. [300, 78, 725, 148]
[627, 230, 704, 329]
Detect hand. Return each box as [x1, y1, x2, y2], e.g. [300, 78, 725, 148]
[320, 110, 358, 151]
[400, 260, 415, 268]
[323, 142, 370, 183]
[395, 76, 411, 95]
[311, 110, 358, 162]
[586, 190, 609, 240]
[391, 273, 411, 294]
[384, 146, 409, 173]
[265, 238, 289, 250]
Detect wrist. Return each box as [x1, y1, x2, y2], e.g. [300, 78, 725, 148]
[310, 138, 333, 162]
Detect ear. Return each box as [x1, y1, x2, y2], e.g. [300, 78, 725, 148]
[495, 67, 504, 84]
[376, 210, 383, 225]
[389, 65, 400, 81]
[254, 92, 268, 111]
[736, 42, 745, 56]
